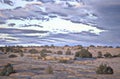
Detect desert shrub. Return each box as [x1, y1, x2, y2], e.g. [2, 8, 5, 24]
[51, 44, 55, 48]
[96, 64, 114, 74]
[40, 51, 47, 58]
[75, 49, 92, 58]
[65, 49, 71, 55]
[0, 47, 4, 52]
[44, 45, 49, 48]
[64, 45, 69, 47]
[15, 49, 23, 53]
[77, 45, 83, 49]
[45, 65, 53, 74]
[108, 46, 113, 48]
[59, 60, 68, 63]
[57, 51, 63, 55]
[104, 52, 112, 58]
[41, 49, 47, 53]
[0, 63, 15, 76]
[29, 49, 38, 54]
[40, 52, 47, 58]
[47, 50, 52, 53]
[116, 53, 120, 57]
[8, 54, 17, 58]
[24, 49, 27, 53]
[113, 53, 120, 57]
[75, 51, 79, 57]
[97, 51, 102, 58]
[40, 49, 52, 53]
[3, 46, 14, 53]
[20, 52, 24, 57]
[89, 45, 95, 47]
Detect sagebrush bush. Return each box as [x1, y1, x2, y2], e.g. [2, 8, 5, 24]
[97, 51, 102, 58]
[65, 49, 71, 55]
[57, 51, 63, 55]
[40, 49, 52, 53]
[40, 51, 47, 58]
[75, 49, 92, 58]
[8, 54, 17, 58]
[0, 63, 15, 76]
[116, 53, 120, 57]
[59, 60, 68, 63]
[113, 53, 120, 57]
[29, 49, 38, 54]
[104, 52, 112, 58]
[20, 52, 24, 57]
[96, 64, 113, 74]
[45, 65, 53, 74]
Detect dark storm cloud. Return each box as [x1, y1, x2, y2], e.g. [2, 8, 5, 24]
[83, 0, 120, 45]
[87, 0, 120, 28]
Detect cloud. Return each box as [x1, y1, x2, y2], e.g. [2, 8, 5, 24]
[0, 0, 119, 46]
[0, 33, 19, 42]
[2, 17, 104, 35]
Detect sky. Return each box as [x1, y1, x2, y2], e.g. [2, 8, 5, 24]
[0, 0, 120, 46]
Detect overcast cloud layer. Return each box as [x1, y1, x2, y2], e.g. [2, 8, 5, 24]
[0, 0, 120, 46]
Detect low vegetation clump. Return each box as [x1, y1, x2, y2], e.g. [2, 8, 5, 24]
[97, 51, 103, 58]
[57, 51, 63, 55]
[0, 63, 15, 76]
[40, 51, 47, 59]
[14, 49, 23, 53]
[77, 45, 83, 49]
[89, 45, 95, 47]
[65, 49, 72, 55]
[117, 54, 120, 57]
[104, 52, 120, 58]
[75, 49, 92, 58]
[29, 49, 38, 54]
[45, 65, 53, 74]
[19, 52, 24, 57]
[8, 54, 18, 58]
[113, 53, 120, 57]
[104, 52, 112, 58]
[40, 49, 52, 53]
[96, 64, 114, 74]
[59, 59, 68, 63]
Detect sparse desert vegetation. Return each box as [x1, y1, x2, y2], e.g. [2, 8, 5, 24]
[0, 45, 120, 79]
[45, 65, 54, 74]
[97, 51, 103, 58]
[75, 49, 92, 58]
[96, 64, 113, 74]
[0, 63, 15, 76]
[8, 54, 18, 58]
[104, 52, 113, 58]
